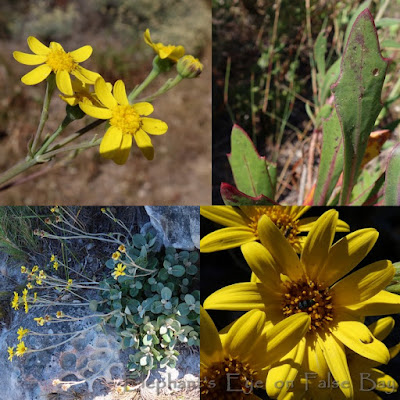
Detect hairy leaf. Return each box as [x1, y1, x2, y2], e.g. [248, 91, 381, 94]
[384, 143, 400, 205]
[331, 9, 388, 204]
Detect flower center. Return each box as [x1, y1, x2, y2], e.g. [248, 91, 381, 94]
[110, 105, 141, 134]
[281, 279, 333, 332]
[247, 206, 301, 251]
[201, 356, 258, 399]
[46, 49, 76, 72]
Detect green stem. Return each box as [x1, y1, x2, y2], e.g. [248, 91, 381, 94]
[0, 158, 39, 188]
[128, 68, 161, 102]
[35, 115, 73, 156]
[142, 74, 183, 103]
[30, 74, 56, 155]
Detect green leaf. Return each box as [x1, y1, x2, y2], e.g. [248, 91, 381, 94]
[375, 18, 400, 29]
[220, 183, 277, 206]
[320, 58, 341, 106]
[314, 109, 343, 205]
[314, 29, 327, 87]
[105, 259, 115, 269]
[350, 168, 385, 205]
[158, 268, 169, 281]
[151, 301, 163, 314]
[384, 143, 400, 205]
[115, 315, 124, 329]
[343, 0, 372, 46]
[184, 294, 195, 306]
[186, 264, 198, 275]
[228, 124, 276, 199]
[381, 39, 400, 49]
[89, 300, 98, 312]
[331, 9, 388, 204]
[170, 264, 185, 277]
[133, 234, 146, 247]
[161, 287, 172, 300]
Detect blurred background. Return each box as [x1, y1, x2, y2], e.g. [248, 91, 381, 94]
[0, 0, 211, 205]
[212, 0, 400, 204]
[201, 206, 400, 399]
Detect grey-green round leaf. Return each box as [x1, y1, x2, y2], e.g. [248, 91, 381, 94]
[184, 294, 196, 305]
[161, 287, 172, 300]
[171, 265, 185, 277]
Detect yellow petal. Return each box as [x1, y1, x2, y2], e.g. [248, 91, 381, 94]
[297, 216, 318, 232]
[21, 64, 52, 85]
[170, 45, 185, 61]
[200, 306, 223, 367]
[74, 66, 100, 84]
[56, 70, 73, 96]
[345, 290, 400, 316]
[99, 126, 123, 159]
[264, 313, 310, 366]
[330, 318, 390, 364]
[365, 368, 398, 394]
[13, 51, 46, 65]
[143, 28, 153, 46]
[132, 102, 154, 116]
[258, 214, 303, 280]
[304, 334, 329, 379]
[134, 129, 154, 160]
[203, 282, 272, 312]
[69, 45, 92, 63]
[317, 334, 353, 399]
[367, 317, 395, 341]
[332, 260, 394, 306]
[95, 77, 117, 109]
[224, 309, 266, 363]
[141, 117, 168, 135]
[27, 36, 50, 55]
[266, 339, 306, 399]
[79, 102, 112, 119]
[200, 227, 256, 253]
[318, 228, 379, 287]
[49, 41, 64, 51]
[241, 241, 282, 290]
[288, 205, 310, 219]
[301, 209, 338, 280]
[112, 134, 132, 165]
[113, 80, 129, 105]
[200, 206, 249, 227]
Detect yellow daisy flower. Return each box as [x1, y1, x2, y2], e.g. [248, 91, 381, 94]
[200, 206, 349, 253]
[16, 341, 28, 357]
[79, 77, 168, 164]
[13, 36, 99, 95]
[32, 265, 39, 273]
[20, 266, 27, 274]
[112, 251, 121, 260]
[17, 327, 29, 341]
[112, 263, 126, 279]
[7, 347, 14, 362]
[118, 244, 126, 253]
[56, 311, 64, 318]
[11, 292, 19, 310]
[204, 209, 397, 399]
[144, 29, 185, 63]
[201, 307, 310, 399]
[34, 317, 45, 326]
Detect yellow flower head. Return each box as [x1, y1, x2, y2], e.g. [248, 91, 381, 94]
[17, 327, 29, 341]
[13, 36, 100, 95]
[112, 251, 121, 260]
[34, 317, 45, 326]
[36, 278, 42, 285]
[20, 266, 27, 274]
[67, 279, 73, 286]
[112, 263, 126, 279]
[32, 265, 39, 273]
[39, 270, 46, 279]
[24, 299, 29, 314]
[16, 341, 28, 357]
[22, 288, 28, 300]
[50, 254, 56, 262]
[11, 292, 19, 310]
[204, 209, 397, 400]
[53, 261, 59, 271]
[7, 347, 14, 362]
[200, 307, 310, 399]
[56, 310, 64, 318]
[79, 77, 168, 164]
[144, 29, 185, 63]
[27, 283, 33, 289]
[200, 206, 349, 253]
[118, 244, 126, 253]
[33, 292, 37, 303]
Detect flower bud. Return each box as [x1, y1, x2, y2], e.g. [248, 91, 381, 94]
[177, 55, 203, 79]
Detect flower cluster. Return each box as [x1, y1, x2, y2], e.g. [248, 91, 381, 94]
[201, 206, 400, 399]
[13, 30, 203, 165]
